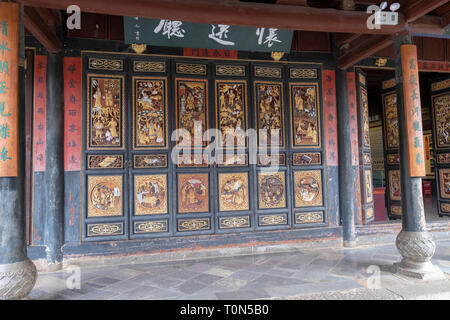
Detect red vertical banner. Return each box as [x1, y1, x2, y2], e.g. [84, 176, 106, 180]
[63, 57, 82, 171]
[0, 3, 19, 177]
[33, 55, 47, 172]
[347, 72, 359, 167]
[322, 70, 338, 166]
[401, 45, 426, 177]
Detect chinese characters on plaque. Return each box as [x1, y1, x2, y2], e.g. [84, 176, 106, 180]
[124, 17, 293, 53]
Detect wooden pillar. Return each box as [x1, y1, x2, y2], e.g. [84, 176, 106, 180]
[337, 68, 357, 247]
[0, 3, 37, 299]
[393, 34, 444, 280]
[44, 52, 64, 270]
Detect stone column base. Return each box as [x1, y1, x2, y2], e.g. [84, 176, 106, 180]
[0, 259, 37, 300]
[395, 230, 446, 281]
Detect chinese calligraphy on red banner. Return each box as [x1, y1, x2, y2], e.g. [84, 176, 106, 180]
[0, 3, 18, 177]
[33, 55, 46, 172]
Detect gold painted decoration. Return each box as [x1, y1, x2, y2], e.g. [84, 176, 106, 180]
[258, 214, 287, 226]
[365, 169, 373, 203]
[87, 223, 124, 237]
[88, 155, 123, 169]
[439, 169, 450, 199]
[133, 77, 168, 149]
[388, 170, 401, 201]
[382, 92, 399, 150]
[176, 63, 207, 75]
[216, 65, 245, 76]
[361, 87, 371, 148]
[290, 68, 317, 79]
[391, 206, 402, 215]
[177, 173, 209, 213]
[258, 171, 286, 209]
[175, 78, 209, 147]
[216, 80, 248, 148]
[87, 175, 123, 217]
[441, 203, 450, 213]
[359, 73, 366, 86]
[219, 216, 250, 229]
[257, 154, 286, 166]
[293, 170, 323, 208]
[134, 174, 168, 215]
[366, 207, 374, 219]
[437, 153, 450, 164]
[431, 79, 450, 92]
[134, 220, 168, 234]
[382, 78, 396, 90]
[134, 154, 167, 168]
[134, 61, 166, 73]
[294, 211, 324, 224]
[255, 82, 284, 147]
[217, 153, 248, 167]
[363, 153, 371, 165]
[293, 153, 321, 166]
[178, 218, 210, 231]
[375, 58, 387, 67]
[271, 52, 284, 61]
[387, 153, 400, 165]
[432, 93, 450, 149]
[131, 43, 147, 54]
[177, 154, 209, 167]
[218, 172, 249, 211]
[290, 84, 320, 148]
[88, 58, 123, 71]
[88, 75, 124, 149]
[254, 66, 282, 78]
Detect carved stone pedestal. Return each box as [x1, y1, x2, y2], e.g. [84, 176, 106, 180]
[395, 230, 446, 280]
[0, 259, 37, 300]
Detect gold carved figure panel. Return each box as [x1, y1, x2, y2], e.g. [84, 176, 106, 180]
[218, 172, 249, 212]
[439, 169, 450, 199]
[175, 79, 209, 148]
[215, 80, 248, 148]
[133, 77, 168, 149]
[293, 170, 323, 208]
[361, 87, 371, 148]
[382, 92, 399, 150]
[88, 75, 124, 149]
[388, 170, 401, 201]
[254, 82, 284, 147]
[365, 169, 373, 203]
[177, 173, 209, 213]
[134, 174, 168, 215]
[257, 171, 286, 209]
[290, 83, 320, 148]
[432, 93, 450, 149]
[87, 175, 123, 217]
[134, 154, 167, 168]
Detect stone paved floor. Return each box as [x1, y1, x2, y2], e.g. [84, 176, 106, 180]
[28, 239, 450, 300]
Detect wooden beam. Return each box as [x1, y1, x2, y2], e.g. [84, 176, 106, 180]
[276, 0, 308, 6]
[23, 6, 61, 53]
[403, 0, 449, 23]
[339, 35, 395, 69]
[433, 2, 450, 16]
[335, 33, 362, 48]
[34, 7, 59, 27]
[17, 0, 440, 35]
